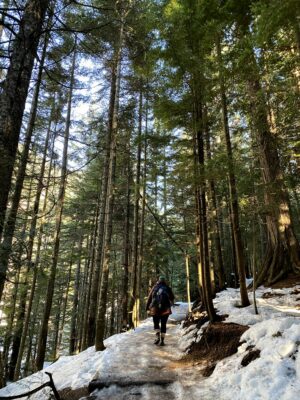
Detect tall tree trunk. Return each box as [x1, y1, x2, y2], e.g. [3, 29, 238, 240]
[109, 257, 116, 336]
[95, 21, 123, 351]
[35, 44, 76, 370]
[3, 202, 33, 381]
[7, 155, 36, 381]
[82, 210, 98, 350]
[193, 92, 217, 321]
[216, 38, 250, 306]
[131, 89, 143, 328]
[2, 265, 21, 381]
[69, 236, 83, 355]
[154, 173, 159, 277]
[86, 186, 103, 347]
[57, 256, 73, 355]
[13, 119, 53, 379]
[78, 232, 93, 351]
[0, 352, 4, 388]
[121, 137, 131, 331]
[0, 30, 48, 300]
[205, 116, 226, 291]
[52, 285, 64, 361]
[137, 114, 148, 320]
[228, 198, 239, 288]
[86, 38, 124, 344]
[239, 23, 300, 284]
[14, 129, 55, 380]
[0, 0, 50, 248]
[9, 118, 52, 381]
[185, 254, 192, 312]
[13, 126, 57, 379]
[193, 132, 204, 299]
[24, 283, 42, 375]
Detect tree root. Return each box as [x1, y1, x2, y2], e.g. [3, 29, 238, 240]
[254, 241, 292, 288]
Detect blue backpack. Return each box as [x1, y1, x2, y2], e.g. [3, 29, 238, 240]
[151, 285, 170, 310]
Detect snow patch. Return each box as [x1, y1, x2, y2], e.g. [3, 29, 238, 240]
[1, 287, 300, 400]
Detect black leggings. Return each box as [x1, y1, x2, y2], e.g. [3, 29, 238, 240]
[153, 315, 169, 334]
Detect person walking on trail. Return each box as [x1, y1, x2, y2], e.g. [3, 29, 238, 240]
[146, 276, 175, 346]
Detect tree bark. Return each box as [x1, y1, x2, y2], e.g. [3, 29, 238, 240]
[193, 129, 204, 299]
[131, 89, 143, 328]
[121, 137, 131, 331]
[216, 38, 250, 306]
[0, 29, 49, 300]
[193, 92, 217, 321]
[205, 116, 226, 291]
[2, 265, 21, 381]
[13, 118, 53, 379]
[239, 23, 300, 284]
[69, 236, 83, 355]
[9, 119, 52, 381]
[86, 28, 126, 343]
[57, 256, 74, 355]
[17, 128, 56, 377]
[109, 257, 116, 336]
[185, 254, 192, 312]
[35, 44, 76, 370]
[0, 0, 50, 246]
[137, 114, 148, 321]
[52, 285, 64, 361]
[95, 21, 123, 351]
[7, 156, 36, 381]
[86, 186, 103, 347]
[81, 210, 98, 350]
[78, 232, 93, 351]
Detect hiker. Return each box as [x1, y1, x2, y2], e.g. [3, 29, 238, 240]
[146, 276, 175, 346]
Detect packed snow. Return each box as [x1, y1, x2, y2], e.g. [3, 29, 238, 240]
[187, 287, 300, 400]
[0, 287, 299, 399]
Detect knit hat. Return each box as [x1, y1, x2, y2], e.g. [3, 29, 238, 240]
[159, 275, 166, 281]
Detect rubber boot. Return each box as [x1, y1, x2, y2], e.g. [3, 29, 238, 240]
[154, 330, 160, 345]
[160, 333, 165, 346]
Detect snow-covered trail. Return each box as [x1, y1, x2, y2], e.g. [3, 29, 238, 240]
[0, 304, 205, 400]
[1, 287, 300, 400]
[87, 319, 202, 399]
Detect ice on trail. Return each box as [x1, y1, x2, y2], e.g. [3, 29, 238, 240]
[0, 303, 197, 399]
[0, 288, 300, 400]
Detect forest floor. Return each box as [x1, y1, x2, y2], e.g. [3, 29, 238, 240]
[0, 281, 300, 400]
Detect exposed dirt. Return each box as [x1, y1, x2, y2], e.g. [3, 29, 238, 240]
[59, 386, 89, 400]
[262, 292, 285, 299]
[291, 289, 300, 295]
[241, 348, 261, 367]
[180, 322, 249, 377]
[182, 312, 227, 329]
[182, 312, 210, 329]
